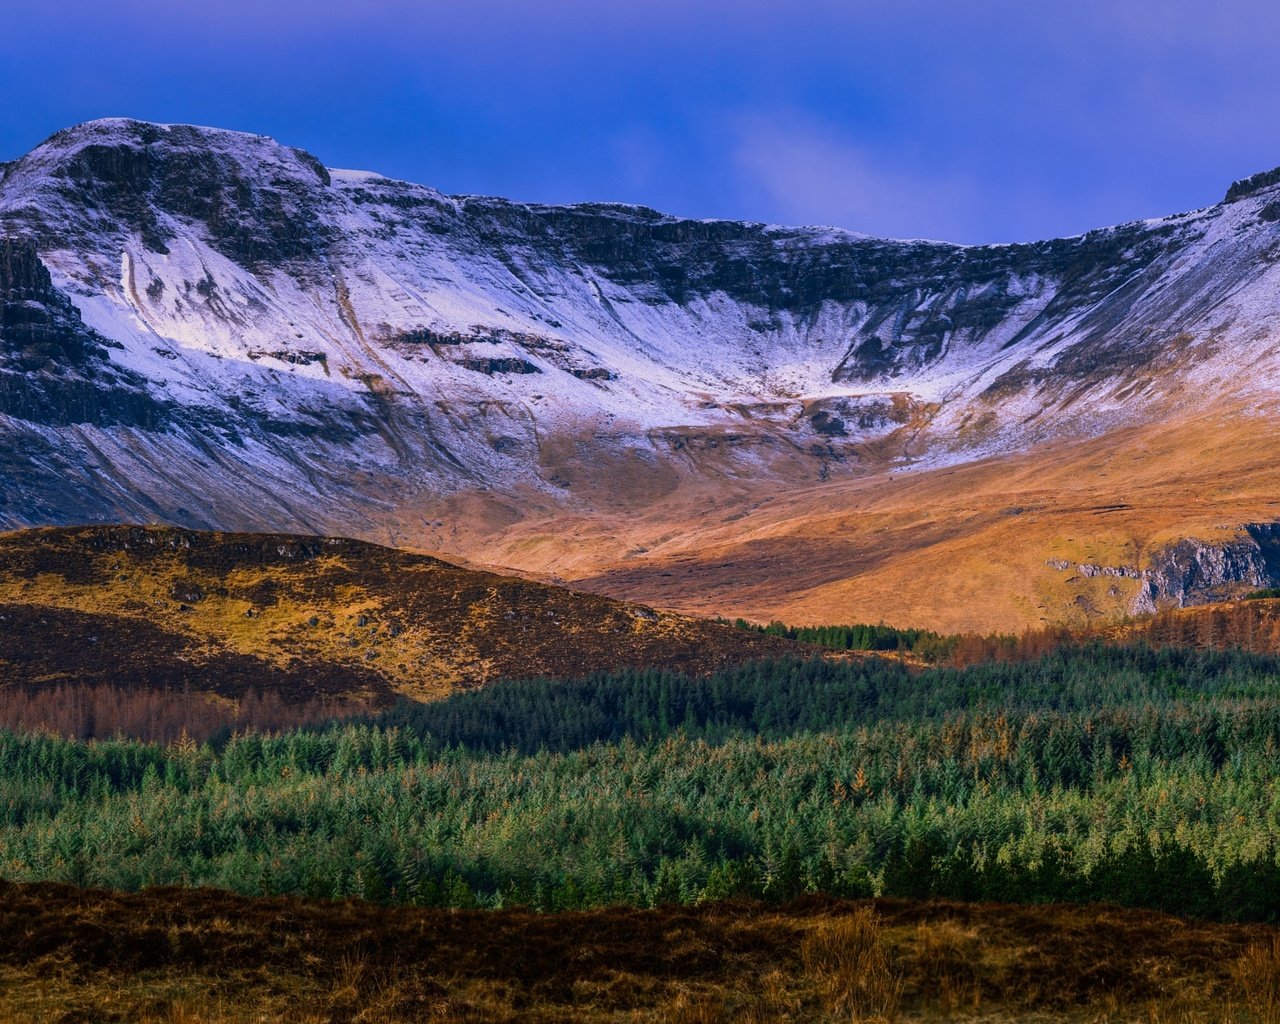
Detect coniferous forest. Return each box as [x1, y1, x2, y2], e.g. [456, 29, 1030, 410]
[8, 644, 1280, 920]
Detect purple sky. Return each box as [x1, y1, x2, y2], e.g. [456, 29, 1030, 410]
[3, 1, 1279, 243]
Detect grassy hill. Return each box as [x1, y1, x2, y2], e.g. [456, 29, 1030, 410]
[0, 525, 792, 712]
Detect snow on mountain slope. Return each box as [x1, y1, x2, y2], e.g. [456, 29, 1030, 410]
[2, 117, 1280, 571]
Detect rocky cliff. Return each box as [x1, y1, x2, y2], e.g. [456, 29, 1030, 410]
[1055, 523, 1280, 615]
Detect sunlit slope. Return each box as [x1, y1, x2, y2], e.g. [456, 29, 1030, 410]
[480, 403, 1280, 633]
[0, 525, 792, 702]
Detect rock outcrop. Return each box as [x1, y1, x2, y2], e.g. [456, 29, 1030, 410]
[0, 237, 164, 427]
[1053, 524, 1280, 616]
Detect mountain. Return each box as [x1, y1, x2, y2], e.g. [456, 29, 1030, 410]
[4, 118, 1280, 630]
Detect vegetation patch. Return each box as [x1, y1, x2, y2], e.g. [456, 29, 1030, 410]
[0, 525, 793, 706]
[7, 646, 1280, 917]
[0, 884, 1272, 1022]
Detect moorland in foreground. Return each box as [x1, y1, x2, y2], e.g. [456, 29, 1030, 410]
[6, 882, 1277, 1023]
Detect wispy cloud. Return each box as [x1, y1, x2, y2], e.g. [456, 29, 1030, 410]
[731, 114, 994, 243]
[729, 111, 1173, 244]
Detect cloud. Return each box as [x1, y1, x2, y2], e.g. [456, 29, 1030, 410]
[731, 114, 987, 242]
[728, 110, 1191, 245]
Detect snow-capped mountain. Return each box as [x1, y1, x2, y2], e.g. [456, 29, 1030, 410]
[3, 118, 1280, 586]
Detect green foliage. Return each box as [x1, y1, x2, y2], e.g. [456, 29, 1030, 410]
[1244, 588, 1280, 600]
[721, 617, 952, 656]
[6, 645, 1280, 918]
[366, 644, 1280, 755]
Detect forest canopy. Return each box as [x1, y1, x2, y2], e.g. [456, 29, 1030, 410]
[5, 644, 1280, 919]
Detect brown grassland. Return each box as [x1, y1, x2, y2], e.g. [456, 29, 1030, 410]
[3, 880, 1278, 1023]
[440, 407, 1280, 636]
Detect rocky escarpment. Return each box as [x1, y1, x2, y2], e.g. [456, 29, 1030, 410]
[0, 122, 1273, 443]
[1131, 529, 1277, 614]
[1052, 524, 1280, 615]
[467, 198, 1187, 382]
[13, 116, 1183, 395]
[1225, 164, 1280, 203]
[0, 238, 164, 427]
[0, 237, 107, 370]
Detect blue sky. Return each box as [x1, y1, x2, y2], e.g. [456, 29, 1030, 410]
[3, 1, 1279, 244]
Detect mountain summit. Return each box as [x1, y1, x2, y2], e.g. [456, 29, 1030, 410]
[4, 119, 1280, 630]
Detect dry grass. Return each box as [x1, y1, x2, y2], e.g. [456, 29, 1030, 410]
[3, 883, 1279, 1022]
[457, 405, 1280, 635]
[801, 910, 902, 1022]
[908, 917, 985, 1015]
[1235, 935, 1280, 1024]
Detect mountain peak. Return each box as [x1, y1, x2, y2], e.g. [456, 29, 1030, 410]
[20, 118, 331, 189]
[37, 117, 281, 151]
[2, 118, 334, 261]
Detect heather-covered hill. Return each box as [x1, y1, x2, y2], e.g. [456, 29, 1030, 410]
[0, 525, 792, 709]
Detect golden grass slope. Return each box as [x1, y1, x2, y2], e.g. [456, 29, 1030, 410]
[438, 403, 1280, 635]
[0, 525, 792, 704]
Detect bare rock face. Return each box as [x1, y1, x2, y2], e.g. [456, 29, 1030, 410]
[26, 122, 333, 266]
[1225, 165, 1280, 203]
[1131, 531, 1278, 614]
[0, 237, 164, 428]
[0, 237, 104, 369]
[1057, 525, 1280, 616]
